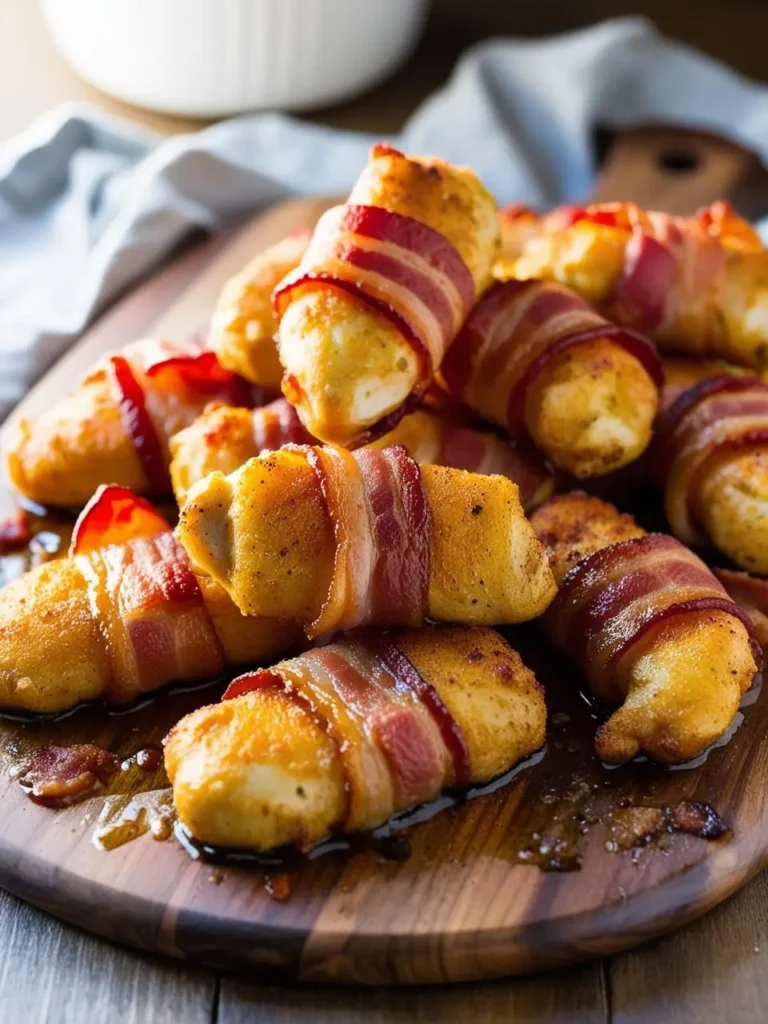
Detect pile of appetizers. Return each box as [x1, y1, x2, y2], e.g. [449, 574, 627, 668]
[2, 142, 768, 857]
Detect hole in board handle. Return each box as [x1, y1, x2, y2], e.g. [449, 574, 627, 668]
[658, 149, 700, 174]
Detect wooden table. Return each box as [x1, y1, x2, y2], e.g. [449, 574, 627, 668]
[3, 0, 768, 1020]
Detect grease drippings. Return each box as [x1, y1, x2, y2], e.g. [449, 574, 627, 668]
[93, 789, 175, 851]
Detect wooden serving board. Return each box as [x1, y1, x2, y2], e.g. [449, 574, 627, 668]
[0, 132, 766, 986]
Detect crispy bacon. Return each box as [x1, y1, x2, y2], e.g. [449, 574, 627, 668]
[554, 203, 733, 351]
[302, 444, 431, 638]
[109, 339, 254, 492]
[144, 342, 254, 407]
[650, 376, 768, 546]
[70, 484, 169, 556]
[222, 634, 466, 830]
[438, 423, 552, 510]
[108, 354, 170, 493]
[18, 744, 118, 806]
[252, 398, 315, 452]
[713, 568, 768, 651]
[544, 533, 762, 700]
[441, 279, 661, 438]
[274, 196, 474, 437]
[72, 488, 224, 702]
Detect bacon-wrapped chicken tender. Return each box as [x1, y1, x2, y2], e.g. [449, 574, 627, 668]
[532, 492, 761, 764]
[209, 231, 310, 392]
[177, 444, 556, 633]
[5, 339, 252, 507]
[0, 486, 298, 713]
[274, 144, 499, 447]
[440, 279, 662, 477]
[502, 201, 768, 369]
[169, 398, 554, 509]
[652, 363, 768, 574]
[165, 626, 545, 851]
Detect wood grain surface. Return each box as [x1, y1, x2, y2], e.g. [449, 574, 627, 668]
[2, 167, 768, 987]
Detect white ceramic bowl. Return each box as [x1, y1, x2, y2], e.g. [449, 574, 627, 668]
[42, 0, 428, 117]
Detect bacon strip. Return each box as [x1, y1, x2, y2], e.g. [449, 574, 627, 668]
[363, 634, 471, 787]
[252, 398, 315, 452]
[108, 354, 169, 493]
[70, 484, 169, 556]
[544, 533, 762, 699]
[17, 744, 118, 807]
[303, 444, 431, 638]
[438, 423, 553, 510]
[0, 510, 31, 550]
[143, 339, 254, 407]
[714, 568, 768, 651]
[650, 376, 768, 545]
[72, 488, 224, 702]
[108, 339, 254, 492]
[556, 203, 730, 352]
[222, 635, 466, 830]
[274, 202, 474, 431]
[442, 280, 661, 438]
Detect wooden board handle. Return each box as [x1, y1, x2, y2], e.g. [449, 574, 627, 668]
[591, 127, 758, 213]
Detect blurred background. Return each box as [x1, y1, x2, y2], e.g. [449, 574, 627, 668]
[1, 0, 766, 142]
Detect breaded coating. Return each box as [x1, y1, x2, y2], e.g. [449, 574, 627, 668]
[165, 626, 545, 850]
[6, 377, 146, 507]
[696, 449, 768, 574]
[523, 338, 659, 478]
[209, 232, 309, 391]
[176, 448, 556, 627]
[532, 493, 757, 764]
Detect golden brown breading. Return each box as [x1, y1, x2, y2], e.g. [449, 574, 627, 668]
[523, 338, 659, 478]
[6, 377, 146, 507]
[176, 448, 556, 627]
[529, 491, 644, 584]
[695, 449, 768, 574]
[209, 232, 309, 391]
[531, 493, 757, 764]
[165, 626, 545, 850]
[0, 560, 110, 713]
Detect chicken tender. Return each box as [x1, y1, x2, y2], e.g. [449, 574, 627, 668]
[440, 278, 661, 478]
[0, 487, 300, 713]
[653, 360, 768, 574]
[5, 338, 251, 507]
[165, 626, 546, 850]
[210, 231, 310, 392]
[532, 492, 759, 764]
[275, 144, 498, 446]
[503, 201, 768, 369]
[176, 445, 556, 630]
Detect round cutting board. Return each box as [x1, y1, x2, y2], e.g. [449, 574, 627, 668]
[1, 134, 767, 984]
